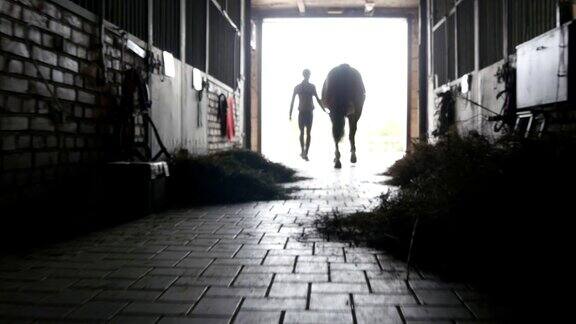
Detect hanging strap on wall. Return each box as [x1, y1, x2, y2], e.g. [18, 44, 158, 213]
[120, 69, 171, 162]
[195, 78, 207, 128]
[226, 96, 236, 141]
[217, 93, 228, 136]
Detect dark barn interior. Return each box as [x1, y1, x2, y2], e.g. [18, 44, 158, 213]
[1, 0, 575, 322]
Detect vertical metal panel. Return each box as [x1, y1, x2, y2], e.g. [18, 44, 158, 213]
[447, 13, 455, 81]
[68, 0, 101, 14]
[235, 33, 241, 82]
[419, 0, 429, 139]
[69, 0, 148, 41]
[433, 22, 448, 86]
[433, 0, 447, 24]
[106, 0, 148, 41]
[243, 0, 252, 148]
[209, 2, 239, 87]
[433, 0, 456, 24]
[227, 0, 241, 27]
[479, 0, 504, 69]
[457, 0, 474, 76]
[508, 0, 556, 52]
[186, 0, 207, 70]
[209, 2, 222, 80]
[153, 0, 181, 58]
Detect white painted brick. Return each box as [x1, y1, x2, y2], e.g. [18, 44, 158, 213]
[30, 117, 55, 131]
[0, 116, 28, 131]
[58, 56, 78, 72]
[0, 38, 29, 57]
[77, 90, 95, 104]
[0, 17, 12, 35]
[0, 1, 22, 19]
[62, 12, 82, 29]
[56, 86, 76, 101]
[35, 151, 58, 167]
[0, 76, 28, 93]
[32, 46, 57, 65]
[48, 20, 71, 38]
[7, 58, 24, 73]
[71, 30, 89, 47]
[3, 153, 32, 170]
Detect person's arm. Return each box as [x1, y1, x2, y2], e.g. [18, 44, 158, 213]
[289, 87, 297, 120]
[313, 86, 325, 112]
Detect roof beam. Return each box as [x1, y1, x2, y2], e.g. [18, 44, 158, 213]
[365, 1, 375, 14]
[296, 0, 305, 14]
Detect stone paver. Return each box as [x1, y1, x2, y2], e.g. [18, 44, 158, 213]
[0, 155, 497, 322]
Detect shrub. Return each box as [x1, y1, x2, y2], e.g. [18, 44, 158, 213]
[208, 150, 298, 183]
[169, 150, 296, 206]
[317, 132, 575, 319]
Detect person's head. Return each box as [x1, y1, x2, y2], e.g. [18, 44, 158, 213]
[303, 69, 311, 81]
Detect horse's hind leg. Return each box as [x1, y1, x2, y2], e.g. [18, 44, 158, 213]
[331, 113, 345, 169]
[349, 116, 358, 163]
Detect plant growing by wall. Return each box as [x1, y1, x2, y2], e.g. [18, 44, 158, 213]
[432, 90, 456, 137]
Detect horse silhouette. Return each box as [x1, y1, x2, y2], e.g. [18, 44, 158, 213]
[322, 64, 366, 168]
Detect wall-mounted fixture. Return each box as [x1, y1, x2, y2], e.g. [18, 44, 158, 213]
[193, 68, 207, 128]
[127, 39, 146, 58]
[327, 9, 343, 15]
[460, 74, 472, 94]
[162, 51, 175, 78]
[516, 22, 574, 108]
[192, 68, 205, 91]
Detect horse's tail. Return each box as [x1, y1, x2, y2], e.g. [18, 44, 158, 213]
[331, 113, 345, 143]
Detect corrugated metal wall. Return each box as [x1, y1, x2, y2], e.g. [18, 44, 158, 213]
[68, 0, 100, 15]
[447, 14, 455, 81]
[68, 0, 241, 88]
[433, 0, 456, 24]
[209, 2, 240, 88]
[153, 0, 181, 58]
[508, 0, 557, 52]
[479, 0, 503, 69]
[433, 23, 448, 86]
[104, 0, 148, 41]
[432, 0, 548, 87]
[186, 0, 207, 71]
[235, 29, 241, 84]
[456, 0, 474, 77]
[69, 0, 148, 41]
[227, 0, 242, 28]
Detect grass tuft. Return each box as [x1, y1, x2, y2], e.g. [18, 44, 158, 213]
[169, 150, 297, 206]
[317, 132, 576, 318]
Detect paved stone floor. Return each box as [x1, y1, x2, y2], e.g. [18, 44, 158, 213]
[0, 154, 497, 323]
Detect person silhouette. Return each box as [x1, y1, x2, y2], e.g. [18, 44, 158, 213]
[289, 69, 325, 161]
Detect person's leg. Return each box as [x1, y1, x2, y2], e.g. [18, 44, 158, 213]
[304, 112, 313, 159]
[334, 141, 341, 169]
[298, 112, 305, 158]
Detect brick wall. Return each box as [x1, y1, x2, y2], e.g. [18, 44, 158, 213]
[1, 0, 97, 196]
[0, 0, 145, 200]
[1, 0, 246, 202]
[206, 81, 242, 152]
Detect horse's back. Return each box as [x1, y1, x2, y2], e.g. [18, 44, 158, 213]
[322, 64, 365, 116]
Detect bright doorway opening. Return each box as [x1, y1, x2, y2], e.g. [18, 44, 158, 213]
[261, 18, 408, 165]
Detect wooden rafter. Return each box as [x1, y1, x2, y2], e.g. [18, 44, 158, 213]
[296, 0, 306, 14]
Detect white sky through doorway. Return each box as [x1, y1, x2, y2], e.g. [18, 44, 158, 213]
[261, 18, 408, 163]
